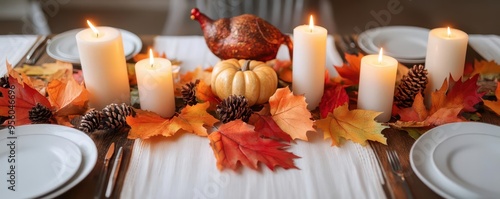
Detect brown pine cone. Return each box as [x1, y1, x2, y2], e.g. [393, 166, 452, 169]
[29, 103, 52, 124]
[394, 65, 428, 108]
[79, 109, 103, 133]
[216, 95, 253, 123]
[101, 103, 135, 130]
[181, 80, 199, 106]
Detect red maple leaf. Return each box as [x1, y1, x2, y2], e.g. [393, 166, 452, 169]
[253, 114, 292, 142]
[445, 74, 484, 112]
[0, 75, 52, 125]
[208, 120, 299, 171]
[319, 83, 349, 118]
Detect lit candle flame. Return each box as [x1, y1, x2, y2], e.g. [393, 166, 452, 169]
[309, 15, 314, 32]
[87, 20, 99, 37]
[149, 49, 154, 67]
[447, 27, 451, 37]
[378, 48, 383, 64]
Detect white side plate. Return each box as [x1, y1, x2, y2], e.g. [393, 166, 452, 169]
[410, 122, 500, 198]
[0, 134, 82, 199]
[0, 124, 97, 199]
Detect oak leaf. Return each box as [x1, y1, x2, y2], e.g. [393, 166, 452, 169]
[319, 83, 349, 118]
[269, 87, 315, 140]
[334, 53, 363, 85]
[0, 74, 52, 125]
[483, 82, 500, 115]
[316, 104, 388, 146]
[208, 120, 299, 170]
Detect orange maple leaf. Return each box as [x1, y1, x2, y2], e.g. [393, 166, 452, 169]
[195, 80, 221, 108]
[334, 53, 363, 85]
[483, 82, 500, 115]
[173, 101, 219, 136]
[444, 75, 484, 112]
[47, 74, 89, 117]
[471, 60, 500, 77]
[269, 87, 315, 140]
[126, 109, 175, 139]
[208, 120, 299, 170]
[174, 67, 213, 97]
[316, 104, 388, 146]
[0, 74, 52, 125]
[126, 102, 218, 139]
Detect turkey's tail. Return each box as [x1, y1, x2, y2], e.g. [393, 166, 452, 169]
[284, 35, 293, 60]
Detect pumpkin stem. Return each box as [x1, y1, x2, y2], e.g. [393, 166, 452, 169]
[242, 60, 251, 71]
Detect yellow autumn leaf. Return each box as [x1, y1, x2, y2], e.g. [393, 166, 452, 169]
[316, 104, 388, 146]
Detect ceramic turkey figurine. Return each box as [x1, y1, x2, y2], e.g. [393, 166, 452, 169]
[191, 8, 293, 61]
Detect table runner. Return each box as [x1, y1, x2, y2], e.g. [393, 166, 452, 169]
[120, 35, 385, 198]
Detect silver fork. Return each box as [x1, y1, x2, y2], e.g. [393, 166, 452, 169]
[386, 150, 413, 199]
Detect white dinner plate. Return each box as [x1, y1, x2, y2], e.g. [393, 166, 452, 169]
[410, 122, 500, 198]
[0, 134, 82, 199]
[0, 124, 98, 199]
[357, 26, 429, 63]
[47, 28, 142, 63]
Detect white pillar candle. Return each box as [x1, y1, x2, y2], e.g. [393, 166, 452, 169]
[135, 49, 175, 118]
[424, 27, 468, 105]
[76, 20, 130, 109]
[357, 49, 398, 122]
[293, 15, 327, 110]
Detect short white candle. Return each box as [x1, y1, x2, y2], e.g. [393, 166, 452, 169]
[357, 49, 398, 122]
[293, 15, 327, 110]
[424, 27, 468, 105]
[76, 20, 130, 109]
[135, 49, 175, 118]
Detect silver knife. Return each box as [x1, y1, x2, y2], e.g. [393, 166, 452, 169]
[25, 35, 47, 63]
[105, 146, 123, 198]
[95, 142, 115, 199]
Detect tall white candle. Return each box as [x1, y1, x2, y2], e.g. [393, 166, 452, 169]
[358, 49, 398, 122]
[76, 20, 130, 109]
[424, 27, 468, 105]
[135, 49, 175, 118]
[293, 15, 327, 110]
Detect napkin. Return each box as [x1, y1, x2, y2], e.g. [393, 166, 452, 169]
[122, 36, 384, 199]
[0, 35, 38, 76]
[469, 34, 500, 64]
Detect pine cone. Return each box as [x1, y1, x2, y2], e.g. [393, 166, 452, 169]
[216, 95, 253, 123]
[29, 103, 52, 124]
[0, 75, 9, 88]
[394, 65, 428, 108]
[101, 103, 135, 130]
[181, 80, 199, 106]
[79, 109, 103, 133]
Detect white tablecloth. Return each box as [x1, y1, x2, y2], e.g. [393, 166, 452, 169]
[0, 35, 37, 76]
[120, 35, 385, 199]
